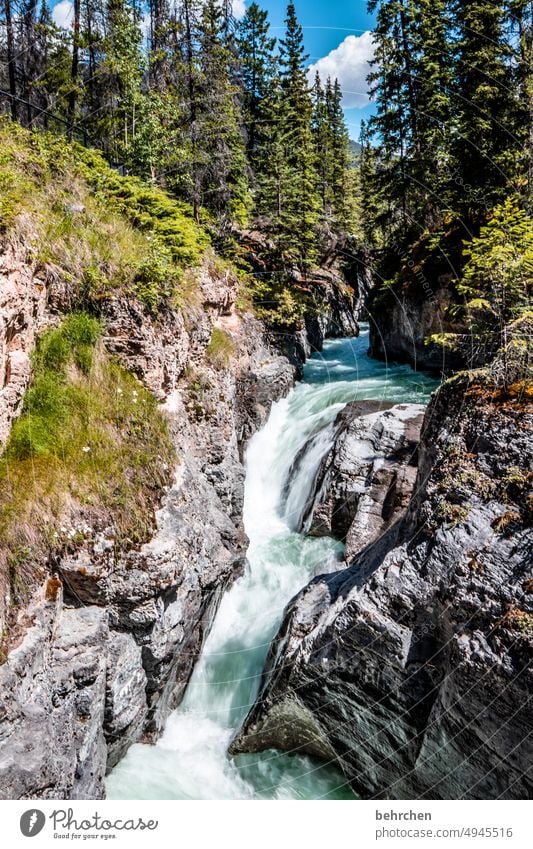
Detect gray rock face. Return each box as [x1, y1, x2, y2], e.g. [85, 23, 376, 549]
[231, 375, 533, 800]
[0, 596, 108, 799]
[300, 401, 424, 560]
[0, 259, 299, 799]
[0, 246, 49, 449]
[368, 279, 465, 373]
[0, 218, 365, 799]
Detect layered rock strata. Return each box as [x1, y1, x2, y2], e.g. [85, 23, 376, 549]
[298, 401, 424, 560]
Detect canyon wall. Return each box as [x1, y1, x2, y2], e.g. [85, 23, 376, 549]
[232, 344, 533, 800]
[0, 238, 364, 799]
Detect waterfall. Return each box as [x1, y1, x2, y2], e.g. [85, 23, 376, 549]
[107, 327, 438, 800]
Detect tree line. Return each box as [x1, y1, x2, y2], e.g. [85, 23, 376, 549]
[362, 0, 532, 370]
[361, 0, 533, 244]
[0, 0, 356, 266]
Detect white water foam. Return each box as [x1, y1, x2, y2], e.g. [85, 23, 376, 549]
[107, 328, 437, 800]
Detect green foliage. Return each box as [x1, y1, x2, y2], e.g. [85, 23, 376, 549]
[0, 314, 175, 619]
[248, 273, 307, 329]
[237, 2, 277, 157]
[7, 316, 102, 461]
[312, 75, 353, 230]
[0, 121, 209, 312]
[459, 198, 533, 326]
[435, 500, 471, 526]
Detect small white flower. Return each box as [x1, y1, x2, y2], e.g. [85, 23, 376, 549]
[132, 390, 138, 397]
[117, 388, 123, 395]
[82, 446, 91, 453]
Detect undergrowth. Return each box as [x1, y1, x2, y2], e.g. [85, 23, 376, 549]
[0, 119, 209, 313]
[206, 327, 236, 368]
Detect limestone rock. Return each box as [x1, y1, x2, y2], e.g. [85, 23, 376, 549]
[0, 604, 108, 799]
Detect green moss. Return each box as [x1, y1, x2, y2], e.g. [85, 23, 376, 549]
[0, 119, 209, 313]
[206, 327, 236, 368]
[435, 500, 470, 527]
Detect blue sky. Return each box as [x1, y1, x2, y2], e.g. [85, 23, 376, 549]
[51, 0, 376, 139]
[259, 0, 376, 139]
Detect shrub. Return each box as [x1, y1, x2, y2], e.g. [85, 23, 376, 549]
[0, 121, 209, 313]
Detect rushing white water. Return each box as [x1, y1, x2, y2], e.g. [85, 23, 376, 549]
[107, 327, 438, 800]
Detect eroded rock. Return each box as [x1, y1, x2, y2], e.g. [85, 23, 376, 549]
[300, 401, 424, 559]
[231, 375, 533, 800]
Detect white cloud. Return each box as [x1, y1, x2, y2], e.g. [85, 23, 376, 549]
[52, 0, 73, 29]
[231, 0, 246, 20]
[307, 32, 375, 109]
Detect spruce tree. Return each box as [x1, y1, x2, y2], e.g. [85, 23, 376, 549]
[278, 2, 319, 265]
[96, 0, 145, 163]
[368, 0, 413, 235]
[328, 78, 351, 229]
[312, 72, 331, 218]
[254, 70, 292, 227]
[411, 0, 453, 224]
[453, 0, 517, 218]
[507, 0, 533, 204]
[237, 2, 276, 156]
[196, 0, 250, 224]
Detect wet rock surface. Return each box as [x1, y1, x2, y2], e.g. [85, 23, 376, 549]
[0, 258, 299, 799]
[368, 279, 465, 373]
[231, 375, 533, 800]
[0, 241, 360, 798]
[300, 401, 424, 560]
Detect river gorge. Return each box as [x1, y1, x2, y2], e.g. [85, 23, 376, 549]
[107, 328, 438, 800]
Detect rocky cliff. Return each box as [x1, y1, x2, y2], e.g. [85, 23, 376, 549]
[0, 248, 297, 799]
[368, 277, 465, 373]
[231, 346, 533, 800]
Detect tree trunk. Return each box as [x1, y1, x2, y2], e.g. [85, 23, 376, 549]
[183, 0, 199, 220]
[67, 0, 81, 137]
[4, 0, 17, 120]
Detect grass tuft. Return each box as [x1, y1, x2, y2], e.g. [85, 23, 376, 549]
[206, 327, 236, 368]
[0, 313, 175, 629]
[0, 119, 209, 313]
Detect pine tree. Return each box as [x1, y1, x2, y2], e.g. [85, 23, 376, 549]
[457, 197, 533, 366]
[328, 78, 351, 229]
[358, 119, 384, 245]
[453, 0, 518, 218]
[312, 75, 352, 230]
[95, 0, 145, 163]
[277, 2, 319, 265]
[367, 0, 413, 235]
[67, 0, 82, 132]
[196, 0, 250, 224]
[3, 0, 18, 119]
[237, 2, 276, 156]
[312, 72, 331, 217]
[411, 0, 453, 224]
[254, 69, 292, 227]
[507, 0, 533, 204]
